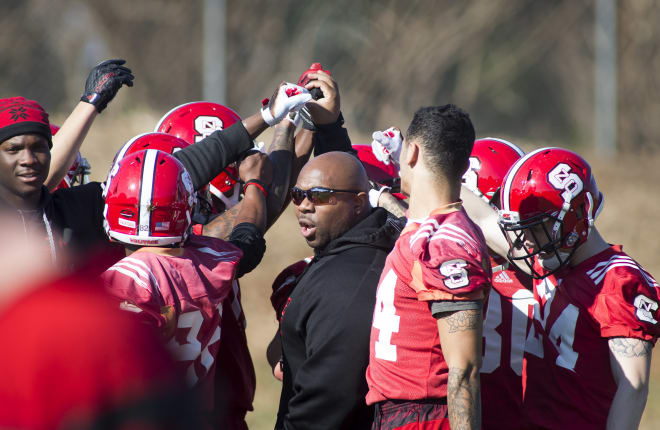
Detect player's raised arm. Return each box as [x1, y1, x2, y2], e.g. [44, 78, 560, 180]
[46, 59, 134, 190]
[460, 185, 510, 260]
[226, 150, 272, 277]
[173, 81, 309, 191]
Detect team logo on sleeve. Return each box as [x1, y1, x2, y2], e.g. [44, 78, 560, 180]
[634, 294, 658, 324]
[440, 259, 469, 289]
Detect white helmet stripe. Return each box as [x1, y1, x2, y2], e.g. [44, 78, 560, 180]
[501, 147, 559, 211]
[138, 149, 159, 237]
[483, 137, 526, 157]
[154, 101, 206, 133]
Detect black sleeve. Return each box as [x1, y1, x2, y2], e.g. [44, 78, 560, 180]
[228, 222, 266, 278]
[313, 113, 355, 156]
[172, 121, 253, 190]
[430, 300, 483, 318]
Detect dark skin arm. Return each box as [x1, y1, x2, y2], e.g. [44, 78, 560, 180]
[201, 122, 302, 240]
[241, 111, 269, 141]
[266, 121, 296, 220]
[233, 151, 272, 233]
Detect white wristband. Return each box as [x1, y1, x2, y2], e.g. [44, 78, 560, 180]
[261, 106, 276, 127]
[368, 186, 391, 208]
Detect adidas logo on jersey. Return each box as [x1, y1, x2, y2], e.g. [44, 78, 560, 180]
[494, 271, 513, 284]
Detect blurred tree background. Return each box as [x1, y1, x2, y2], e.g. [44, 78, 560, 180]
[2, 0, 660, 151]
[3, 1, 660, 429]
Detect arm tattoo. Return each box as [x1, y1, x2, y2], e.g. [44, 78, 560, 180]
[447, 367, 481, 430]
[440, 309, 481, 334]
[202, 204, 241, 240]
[379, 192, 407, 218]
[268, 125, 293, 152]
[609, 338, 653, 358]
[267, 126, 294, 220]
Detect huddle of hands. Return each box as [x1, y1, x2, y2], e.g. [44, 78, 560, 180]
[79, 58, 403, 192]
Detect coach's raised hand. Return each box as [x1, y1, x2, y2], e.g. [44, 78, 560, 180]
[302, 70, 340, 126]
[80, 59, 134, 113]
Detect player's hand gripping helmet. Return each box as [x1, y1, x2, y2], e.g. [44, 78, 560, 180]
[353, 144, 404, 199]
[498, 147, 604, 279]
[50, 125, 92, 191]
[103, 149, 196, 247]
[155, 102, 242, 212]
[461, 137, 525, 209]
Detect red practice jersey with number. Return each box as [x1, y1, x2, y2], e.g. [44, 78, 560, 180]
[366, 208, 491, 404]
[101, 234, 242, 409]
[523, 245, 660, 429]
[481, 257, 534, 430]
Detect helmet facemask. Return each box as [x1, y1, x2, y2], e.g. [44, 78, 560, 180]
[498, 210, 578, 279]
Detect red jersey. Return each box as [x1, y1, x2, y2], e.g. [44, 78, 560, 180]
[192, 222, 255, 425]
[366, 208, 491, 404]
[101, 235, 242, 408]
[523, 245, 660, 429]
[481, 257, 534, 430]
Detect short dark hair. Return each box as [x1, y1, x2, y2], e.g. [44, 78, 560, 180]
[405, 104, 475, 183]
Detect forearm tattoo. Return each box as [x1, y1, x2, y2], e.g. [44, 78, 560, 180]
[441, 309, 481, 334]
[379, 192, 407, 218]
[267, 126, 294, 216]
[609, 338, 653, 358]
[202, 204, 241, 240]
[447, 367, 481, 430]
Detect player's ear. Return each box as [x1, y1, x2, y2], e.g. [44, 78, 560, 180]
[354, 192, 369, 216]
[403, 138, 419, 168]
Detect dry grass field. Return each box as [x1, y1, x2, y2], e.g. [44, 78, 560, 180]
[74, 110, 660, 430]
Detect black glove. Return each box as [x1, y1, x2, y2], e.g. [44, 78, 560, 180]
[80, 59, 134, 113]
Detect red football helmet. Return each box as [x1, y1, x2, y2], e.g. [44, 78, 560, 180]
[155, 102, 242, 211]
[498, 147, 604, 278]
[462, 138, 524, 209]
[50, 125, 92, 191]
[353, 144, 404, 199]
[104, 149, 196, 247]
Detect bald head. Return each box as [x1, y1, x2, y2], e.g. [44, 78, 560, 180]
[298, 151, 371, 192]
[294, 152, 373, 250]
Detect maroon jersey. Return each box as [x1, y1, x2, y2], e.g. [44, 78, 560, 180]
[366, 208, 491, 404]
[270, 257, 312, 321]
[481, 257, 534, 430]
[523, 245, 660, 429]
[101, 235, 242, 409]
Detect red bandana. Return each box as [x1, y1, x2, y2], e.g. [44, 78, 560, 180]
[0, 97, 52, 148]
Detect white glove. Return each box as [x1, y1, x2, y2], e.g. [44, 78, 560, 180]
[371, 127, 402, 166]
[368, 185, 391, 208]
[261, 83, 312, 126]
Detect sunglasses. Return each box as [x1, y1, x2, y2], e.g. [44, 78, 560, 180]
[290, 186, 363, 205]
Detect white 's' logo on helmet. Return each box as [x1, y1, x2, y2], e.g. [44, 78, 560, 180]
[548, 163, 583, 202]
[194, 115, 224, 142]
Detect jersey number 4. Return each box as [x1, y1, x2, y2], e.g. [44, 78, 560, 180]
[525, 279, 579, 371]
[373, 269, 400, 362]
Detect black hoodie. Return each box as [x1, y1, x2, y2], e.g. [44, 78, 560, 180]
[276, 208, 403, 430]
